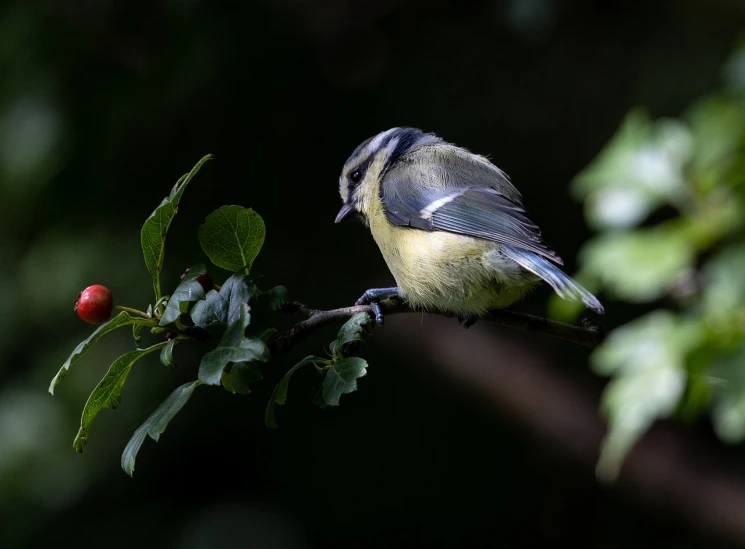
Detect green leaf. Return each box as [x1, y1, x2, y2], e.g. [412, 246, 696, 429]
[198, 205, 265, 273]
[222, 362, 264, 395]
[189, 273, 253, 337]
[132, 323, 145, 345]
[218, 273, 253, 326]
[592, 312, 701, 481]
[49, 311, 151, 394]
[572, 110, 693, 230]
[140, 154, 213, 300]
[708, 345, 745, 444]
[160, 339, 178, 368]
[702, 243, 745, 325]
[73, 341, 168, 452]
[265, 356, 322, 428]
[330, 312, 371, 357]
[159, 263, 207, 326]
[190, 289, 228, 337]
[580, 227, 693, 303]
[198, 304, 268, 385]
[121, 380, 202, 477]
[254, 285, 288, 311]
[320, 357, 368, 407]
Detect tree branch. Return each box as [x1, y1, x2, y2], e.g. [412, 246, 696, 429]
[269, 300, 605, 354]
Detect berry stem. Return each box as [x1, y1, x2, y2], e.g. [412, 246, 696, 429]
[114, 305, 152, 320]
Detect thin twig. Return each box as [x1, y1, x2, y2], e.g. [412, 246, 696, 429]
[269, 300, 604, 355]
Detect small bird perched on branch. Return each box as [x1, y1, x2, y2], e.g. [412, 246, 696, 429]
[335, 127, 604, 326]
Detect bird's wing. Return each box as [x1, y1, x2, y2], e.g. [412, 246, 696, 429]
[381, 150, 562, 263]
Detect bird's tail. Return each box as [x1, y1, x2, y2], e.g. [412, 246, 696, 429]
[502, 246, 604, 314]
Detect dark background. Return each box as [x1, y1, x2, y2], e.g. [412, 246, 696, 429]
[2, 1, 745, 547]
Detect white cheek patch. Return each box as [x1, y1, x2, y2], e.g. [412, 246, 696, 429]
[419, 189, 468, 219]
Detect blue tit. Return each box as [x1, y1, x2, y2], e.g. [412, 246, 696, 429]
[335, 127, 604, 326]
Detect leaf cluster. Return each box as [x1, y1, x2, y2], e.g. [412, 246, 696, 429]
[49, 155, 371, 476]
[550, 43, 745, 480]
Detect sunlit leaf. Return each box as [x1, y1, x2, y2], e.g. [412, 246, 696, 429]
[581, 227, 693, 303]
[592, 312, 701, 481]
[140, 154, 213, 300]
[198, 205, 265, 273]
[73, 342, 168, 452]
[49, 311, 151, 394]
[573, 110, 693, 230]
[121, 380, 202, 477]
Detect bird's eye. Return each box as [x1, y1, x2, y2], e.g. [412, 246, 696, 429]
[350, 169, 363, 184]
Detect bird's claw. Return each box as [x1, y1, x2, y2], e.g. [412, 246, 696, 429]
[354, 287, 400, 326]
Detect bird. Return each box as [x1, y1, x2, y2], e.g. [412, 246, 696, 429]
[335, 127, 604, 326]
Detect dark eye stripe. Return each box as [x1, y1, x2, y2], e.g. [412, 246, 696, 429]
[348, 157, 372, 186]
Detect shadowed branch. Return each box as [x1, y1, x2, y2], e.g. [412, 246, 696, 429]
[269, 300, 605, 354]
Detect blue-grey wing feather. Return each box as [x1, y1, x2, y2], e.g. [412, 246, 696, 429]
[381, 151, 562, 263]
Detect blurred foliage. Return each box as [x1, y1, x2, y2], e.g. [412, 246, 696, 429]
[550, 41, 745, 480]
[2, 1, 745, 547]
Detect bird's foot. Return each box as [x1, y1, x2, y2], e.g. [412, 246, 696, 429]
[355, 287, 400, 326]
[457, 314, 478, 329]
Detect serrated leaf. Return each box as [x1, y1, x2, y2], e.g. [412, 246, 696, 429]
[592, 312, 701, 481]
[330, 312, 371, 357]
[49, 312, 151, 394]
[190, 289, 228, 337]
[223, 362, 264, 395]
[321, 357, 368, 407]
[265, 356, 322, 428]
[198, 205, 265, 273]
[159, 263, 207, 326]
[218, 273, 253, 326]
[198, 304, 268, 385]
[73, 341, 168, 452]
[121, 380, 201, 477]
[140, 154, 213, 300]
[160, 339, 178, 368]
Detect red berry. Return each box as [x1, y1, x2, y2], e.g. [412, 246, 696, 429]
[180, 267, 213, 292]
[196, 273, 213, 292]
[75, 285, 114, 324]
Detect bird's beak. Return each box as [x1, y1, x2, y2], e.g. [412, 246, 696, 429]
[335, 203, 355, 223]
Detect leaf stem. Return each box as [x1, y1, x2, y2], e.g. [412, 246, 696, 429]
[114, 305, 152, 320]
